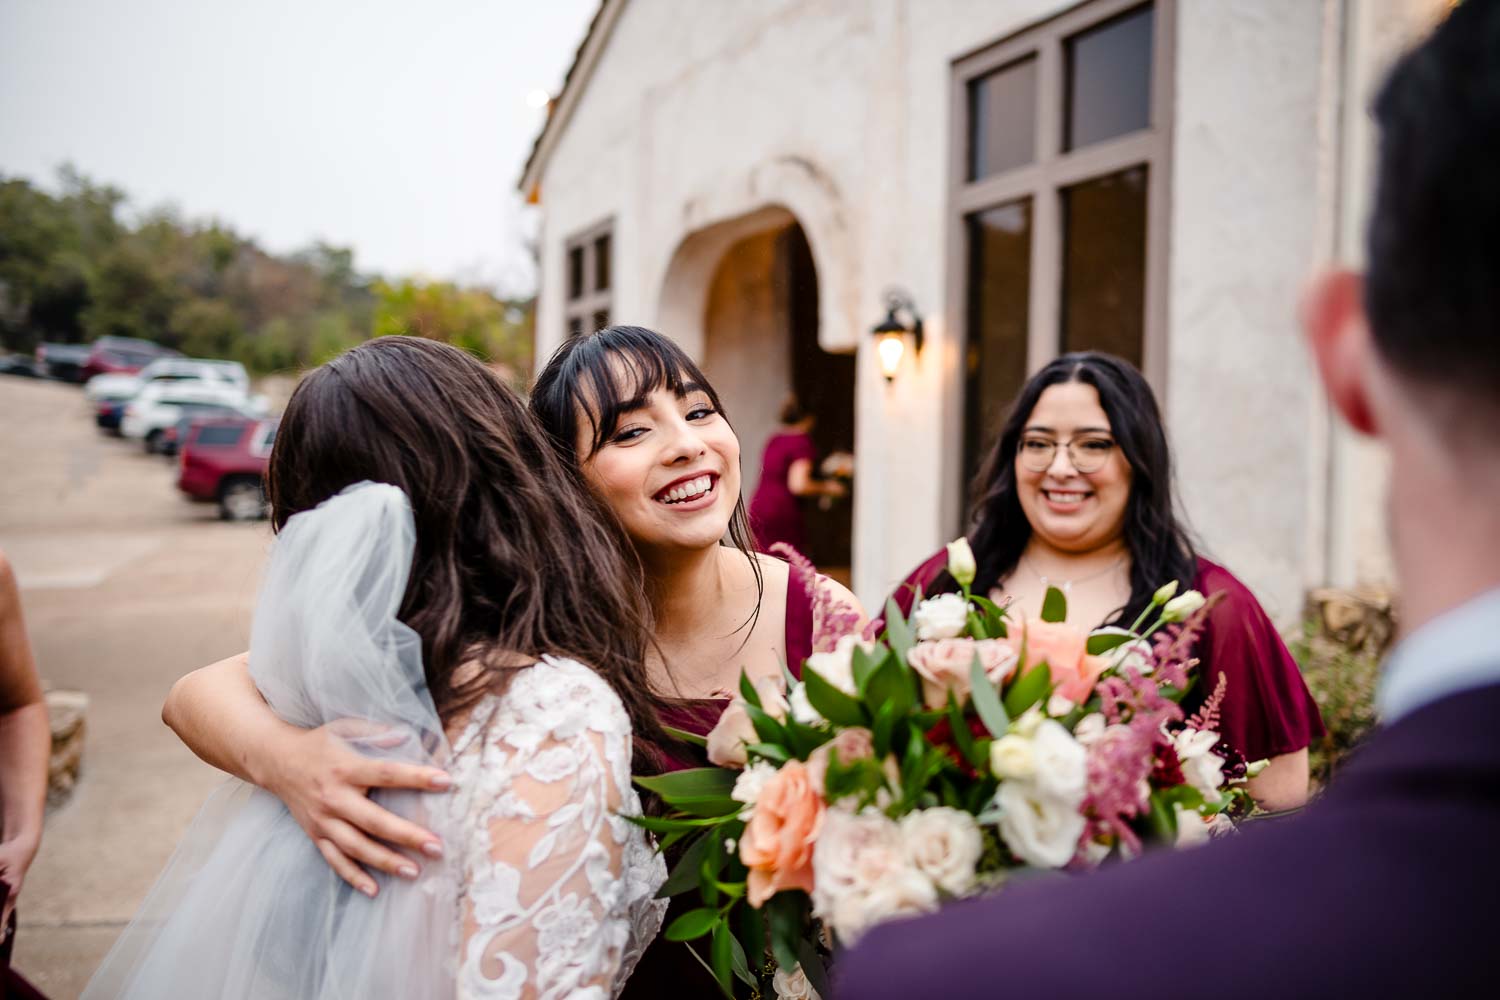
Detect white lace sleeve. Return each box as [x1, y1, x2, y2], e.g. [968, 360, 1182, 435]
[447, 656, 667, 1000]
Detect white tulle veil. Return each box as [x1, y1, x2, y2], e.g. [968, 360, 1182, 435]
[83, 482, 460, 999]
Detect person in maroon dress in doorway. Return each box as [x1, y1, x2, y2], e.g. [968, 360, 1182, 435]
[885, 352, 1323, 809]
[749, 395, 847, 555]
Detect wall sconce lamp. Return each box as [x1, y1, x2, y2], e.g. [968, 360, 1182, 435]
[871, 289, 924, 382]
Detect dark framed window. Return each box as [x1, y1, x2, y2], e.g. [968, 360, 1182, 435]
[564, 220, 613, 339]
[948, 0, 1172, 503]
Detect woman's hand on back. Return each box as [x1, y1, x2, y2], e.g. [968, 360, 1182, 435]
[163, 653, 452, 896]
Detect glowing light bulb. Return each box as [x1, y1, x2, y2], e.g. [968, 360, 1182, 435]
[876, 332, 905, 381]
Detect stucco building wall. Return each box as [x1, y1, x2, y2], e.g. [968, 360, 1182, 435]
[526, 0, 1442, 620]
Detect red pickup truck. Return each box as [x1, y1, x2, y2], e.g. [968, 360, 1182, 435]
[177, 418, 278, 520]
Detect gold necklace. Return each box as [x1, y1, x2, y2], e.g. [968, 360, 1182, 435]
[1020, 553, 1126, 595]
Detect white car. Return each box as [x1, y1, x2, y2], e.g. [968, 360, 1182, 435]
[120, 381, 268, 449]
[85, 358, 250, 403]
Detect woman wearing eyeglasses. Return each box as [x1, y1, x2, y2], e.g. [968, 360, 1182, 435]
[886, 352, 1322, 810]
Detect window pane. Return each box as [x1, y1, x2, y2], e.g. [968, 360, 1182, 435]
[567, 316, 583, 339]
[968, 57, 1037, 181]
[594, 233, 611, 292]
[964, 199, 1033, 493]
[592, 309, 610, 332]
[1060, 165, 1147, 367]
[567, 246, 585, 300]
[1064, 4, 1153, 152]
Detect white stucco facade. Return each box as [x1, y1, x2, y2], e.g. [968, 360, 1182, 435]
[522, 0, 1443, 621]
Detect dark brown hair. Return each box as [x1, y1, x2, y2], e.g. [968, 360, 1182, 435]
[960, 352, 1197, 626]
[528, 325, 764, 640]
[267, 335, 668, 763]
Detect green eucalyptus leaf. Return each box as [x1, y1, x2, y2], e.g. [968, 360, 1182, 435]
[803, 665, 868, 726]
[744, 741, 791, 764]
[624, 813, 729, 834]
[745, 703, 788, 745]
[1040, 585, 1068, 623]
[1147, 790, 1178, 842]
[658, 832, 715, 898]
[636, 767, 738, 802]
[968, 653, 1010, 738]
[1085, 631, 1134, 655]
[662, 724, 709, 748]
[666, 907, 721, 942]
[871, 699, 898, 758]
[738, 670, 762, 708]
[711, 920, 734, 992]
[883, 596, 915, 663]
[851, 643, 889, 694]
[766, 893, 806, 974]
[728, 926, 755, 987]
[1002, 662, 1052, 718]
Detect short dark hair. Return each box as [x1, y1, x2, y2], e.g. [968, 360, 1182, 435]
[268, 335, 669, 762]
[1365, 0, 1500, 402]
[963, 352, 1197, 626]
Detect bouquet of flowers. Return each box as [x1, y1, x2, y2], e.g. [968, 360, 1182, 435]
[633, 540, 1255, 999]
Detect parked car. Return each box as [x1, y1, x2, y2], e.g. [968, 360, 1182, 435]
[80, 337, 179, 382]
[0, 353, 42, 378]
[120, 381, 266, 451]
[35, 342, 91, 382]
[177, 418, 277, 520]
[157, 403, 258, 456]
[95, 398, 129, 433]
[85, 357, 249, 403]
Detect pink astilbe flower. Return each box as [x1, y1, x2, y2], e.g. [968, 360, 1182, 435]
[1186, 672, 1229, 733]
[1094, 667, 1182, 734]
[1146, 592, 1223, 689]
[1079, 724, 1155, 859]
[771, 542, 862, 653]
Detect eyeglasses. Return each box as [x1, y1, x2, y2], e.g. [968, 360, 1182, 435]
[1017, 434, 1116, 474]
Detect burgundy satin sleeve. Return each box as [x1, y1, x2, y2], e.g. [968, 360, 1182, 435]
[1189, 559, 1326, 760]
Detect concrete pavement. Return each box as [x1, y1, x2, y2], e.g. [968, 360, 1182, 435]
[1, 376, 272, 998]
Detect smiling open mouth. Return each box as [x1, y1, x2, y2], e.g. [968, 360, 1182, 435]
[654, 474, 717, 505]
[1043, 489, 1092, 504]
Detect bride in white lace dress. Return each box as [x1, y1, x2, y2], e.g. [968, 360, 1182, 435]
[83, 338, 674, 998]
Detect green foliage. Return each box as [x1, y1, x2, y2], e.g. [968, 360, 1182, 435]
[0, 167, 534, 379]
[1290, 623, 1381, 786]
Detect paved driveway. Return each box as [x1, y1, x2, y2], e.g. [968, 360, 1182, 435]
[1, 376, 272, 998]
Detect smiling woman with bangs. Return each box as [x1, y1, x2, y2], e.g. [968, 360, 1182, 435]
[528, 326, 866, 764]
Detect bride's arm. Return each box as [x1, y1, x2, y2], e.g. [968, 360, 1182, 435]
[163, 653, 451, 895]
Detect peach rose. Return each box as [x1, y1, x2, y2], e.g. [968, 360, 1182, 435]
[706, 676, 789, 768]
[740, 760, 826, 907]
[1020, 620, 1109, 704]
[906, 638, 1018, 710]
[806, 727, 876, 791]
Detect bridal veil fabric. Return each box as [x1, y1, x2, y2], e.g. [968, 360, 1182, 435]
[82, 482, 462, 999]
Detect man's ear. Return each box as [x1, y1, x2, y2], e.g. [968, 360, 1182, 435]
[1303, 269, 1379, 437]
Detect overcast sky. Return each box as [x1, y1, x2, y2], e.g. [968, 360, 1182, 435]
[0, 0, 598, 296]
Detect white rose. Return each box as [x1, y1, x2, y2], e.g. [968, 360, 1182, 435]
[994, 778, 1087, 869]
[731, 761, 780, 818]
[1072, 712, 1107, 746]
[1046, 692, 1076, 716]
[1013, 705, 1045, 739]
[788, 682, 823, 725]
[804, 633, 867, 695]
[1174, 805, 1212, 848]
[1161, 589, 1207, 622]
[773, 964, 822, 1000]
[900, 807, 982, 895]
[1172, 727, 1226, 797]
[1029, 720, 1088, 805]
[945, 538, 977, 588]
[812, 809, 936, 943]
[988, 734, 1036, 780]
[912, 593, 970, 641]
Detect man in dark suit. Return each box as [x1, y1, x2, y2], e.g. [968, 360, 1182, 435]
[840, 3, 1500, 996]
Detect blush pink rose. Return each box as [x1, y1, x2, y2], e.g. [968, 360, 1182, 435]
[740, 760, 826, 907]
[906, 638, 1018, 710]
[806, 727, 876, 791]
[1020, 620, 1109, 704]
[706, 676, 789, 768]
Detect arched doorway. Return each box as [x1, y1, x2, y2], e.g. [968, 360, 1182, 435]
[699, 220, 856, 583]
